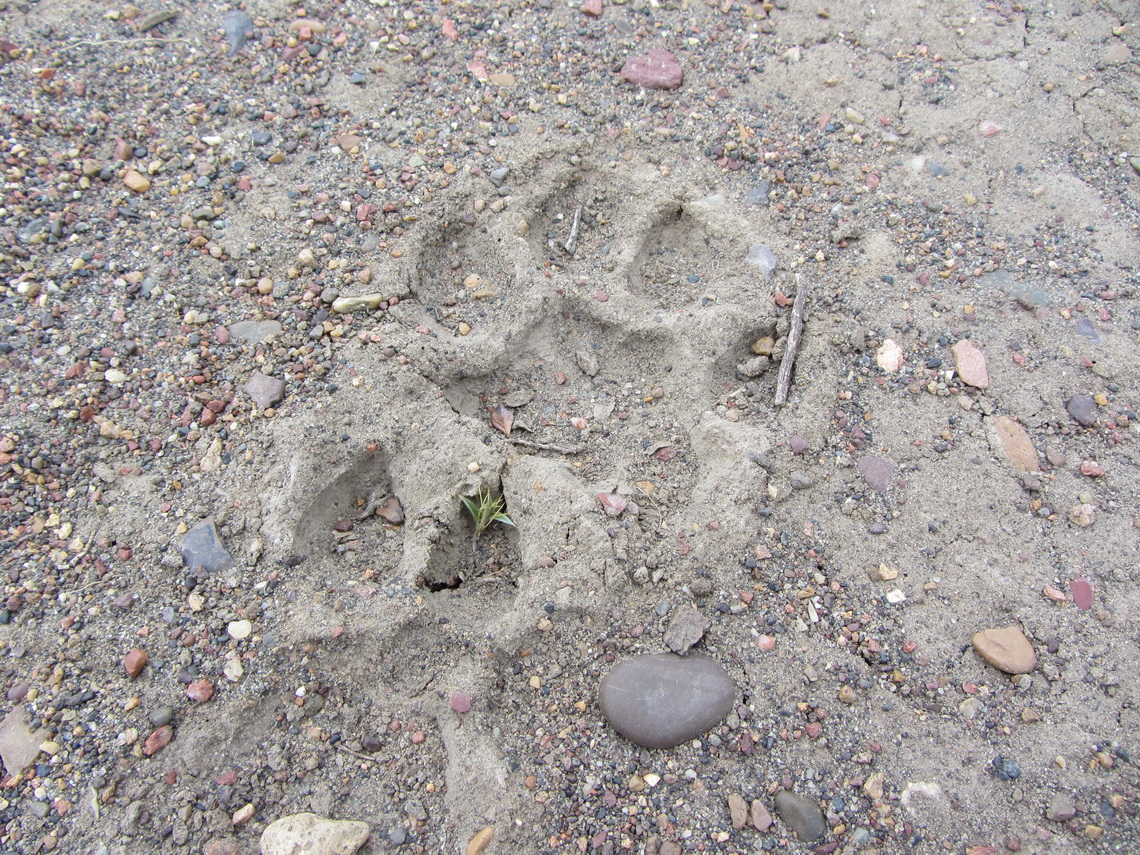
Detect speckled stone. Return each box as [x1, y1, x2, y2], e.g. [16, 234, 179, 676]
[600, 653, 734, 749]
[260, 812, 370, 855]
[245, 371, 285, 409]
[774, 790, 825, 841]
[858, 456, 894, 491]
[952, 339, 989, 388]
[990, 416, 1039, 471]
[619, 49, 683, 90]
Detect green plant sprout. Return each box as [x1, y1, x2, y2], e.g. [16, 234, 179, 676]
[460, 487, 515, 549]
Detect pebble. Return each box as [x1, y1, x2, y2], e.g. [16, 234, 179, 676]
[104, 368, 128, 385]
[149, 706, 175, 727]
[221, 9, 253, 55]
[227, 620, 252, 641]
[662, 606, 708, 655]
[1068, 503, 1096, 527]
[123, 169, 151, 193]
[1045, 793, 1077, 821]
[789, 471, 815, 490]
[260, 813, 370, 855]
[180, 519, 235, 575]
[489, 167, 509, 188]
[990, 416, 1039, 472]
[228, 320, 282, 344]
[0, 707, 43, 775]
[467, 826, 494, 855]
[599, 653, 734, 749]
[1070, 578, 1093, 610]
[124, 649, 148, 678]
[858, 456, 894, 491]
[746, 181, 771, 206]
[750, 800, 773, 831]
[619, 49, 684, 90]
[1065, 395, 1098, 427]
[728, 793, 748, 829]
[332, 294, 385, 313]
[951, 339, 989, 388]
[875, 339, 904, 372]
[245, 371, 286, 409]
[143, 725, 172, 757]
[773, 790, 825, 841]
[971, 626, 1037, 674]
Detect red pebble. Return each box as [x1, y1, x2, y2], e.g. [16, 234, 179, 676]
[1070, 578, 1093, 610]
[187, 679, 214, 702]
[450, 693, 471, 714]
[124, 648, 148, 678]
[143, 725, 172, 756]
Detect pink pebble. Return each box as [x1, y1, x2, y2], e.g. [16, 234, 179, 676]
[594, 290, 609, 302]
[450, 692, 471, 714]
[1070, 578, 1093, 610]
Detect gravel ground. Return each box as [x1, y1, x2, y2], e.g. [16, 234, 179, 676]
[0, 0, 1138, 853]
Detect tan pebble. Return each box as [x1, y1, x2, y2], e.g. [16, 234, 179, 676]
[1020, 707, 1041, 723]
[627, 775, 645, 793]
[227, 619, 252, 641]
[863, 771, 884, 800]
[1084, 825, 1103, 839]
[867, 564, 898, 582]
[752, 335, 775, 356]
[951, 339, 989, 388]
[268, 152, 285, 164]
[467, 826, 493, 855]
[971, 626, 1036, 674]
[875, 339, 904, 373]
[838, 685, 856, 704]
[1067, 503, 1096, 527]
[231, 803, 255, 825]
[750, 799, 772, 831]
[123, 170, 151, 193]
[728, 793, 748, 829]
[516, 220, 529, 237]
[288, 18, 328, 33]
[990, 415, 1039, 472]
[457, 322, 471, 336]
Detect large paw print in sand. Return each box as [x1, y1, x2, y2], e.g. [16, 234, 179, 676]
[243, 152, 800, 846]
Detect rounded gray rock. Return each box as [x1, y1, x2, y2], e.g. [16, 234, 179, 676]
[774, 790, 825, 842]
[599, 652, 735, 749]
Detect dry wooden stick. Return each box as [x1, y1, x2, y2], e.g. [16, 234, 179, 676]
[509, 438, 585, 454]
[335, 744, 379, 763]
[774, 272, 809, 406]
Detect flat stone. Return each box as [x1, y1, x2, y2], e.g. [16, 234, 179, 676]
[599, 653, 734, 749]
[1046, 793, 1077, 822]
[989, 416, 1039, 471]
[972, 626, 1036, 674]
[773, 790, 825, 842]
[180, 519, 235, 575]
[663, 606, 708, 655]
[0, 707, 44, 775]
[952, 339, 989, 388]
[245, 371, 285, 409]
[1066, 395, 1097, 427]
[228, 320, 282, 344]
[858, 456, 894, 491]
[1070, 578, 1093, 610]
[124, 648, 148, 678]
[728, 794, 748, 830]
[746, 181, 770, 206]
[750, 800, 772, 831]
[260, 813, 370, 855]
[620, 49, 683, 90]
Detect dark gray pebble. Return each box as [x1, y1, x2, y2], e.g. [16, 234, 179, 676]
[1065, 395, 1097, 427]
[180, 519, 235, 575]
[774, 790, 825, 841]
[600, 653, 735, 749]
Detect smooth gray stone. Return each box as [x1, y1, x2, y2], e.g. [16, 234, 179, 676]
[774, 790, 825, 841]
[180, 519, 234, 575]
[228, 320, 282, 344]
[599, 653, 734, 749]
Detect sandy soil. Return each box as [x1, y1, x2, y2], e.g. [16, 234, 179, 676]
[0, 0, 1137, 853]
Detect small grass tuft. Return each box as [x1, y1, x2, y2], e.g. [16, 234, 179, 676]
[460, 487, 515, 549]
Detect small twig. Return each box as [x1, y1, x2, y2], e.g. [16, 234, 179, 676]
[58, 37, 193, 53]
[774, 272, 809, 406]
[509, 438, 585, 454]
[335, 744, 379, 764]
[563, 205, 583, 254]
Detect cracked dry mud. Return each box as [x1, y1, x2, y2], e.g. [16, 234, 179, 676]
[0, 0, 1138, 853]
